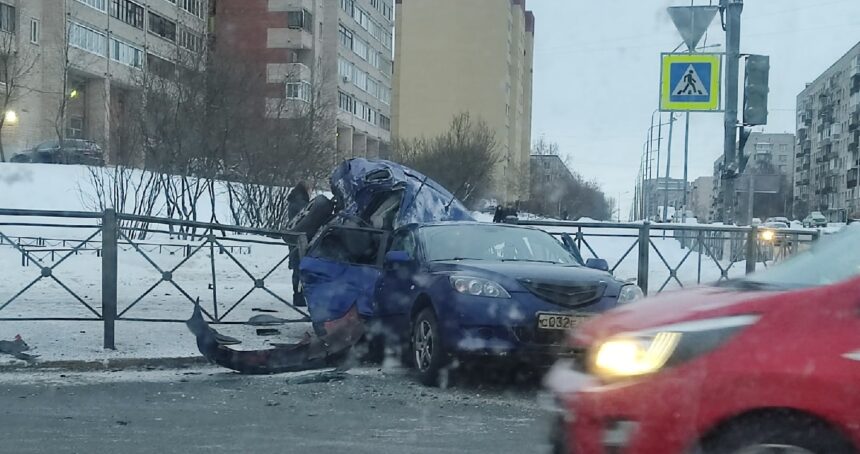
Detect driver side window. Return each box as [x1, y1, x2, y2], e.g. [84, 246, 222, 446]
[389, 230, 417, 259]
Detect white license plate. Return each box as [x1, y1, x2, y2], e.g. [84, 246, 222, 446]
[537, 313, 590, 331]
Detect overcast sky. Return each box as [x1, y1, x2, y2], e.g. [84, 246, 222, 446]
[527, 0, 860, 219]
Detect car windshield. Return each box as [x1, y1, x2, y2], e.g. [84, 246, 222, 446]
[420, 224, 577, 264]
[731, 225, 860, 289]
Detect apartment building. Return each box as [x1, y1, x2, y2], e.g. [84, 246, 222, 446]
[794, 41, 860, 222]
[1, 0, 208, 161]
[392, 0, 535, 203]
[213, 0, 394, 160]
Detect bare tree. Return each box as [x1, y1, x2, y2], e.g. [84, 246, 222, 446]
[525, 139, 612, 220]
[0, 29, 37, 162]
[391, 112, 500, 204]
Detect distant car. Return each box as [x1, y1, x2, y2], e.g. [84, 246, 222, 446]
[759, 221, 789, 243]
[9, 152, 31, 163]
[25, 139, 104, 166]
[751, 217, 762, 226]
[765, 216, 790, 225]
[547, 225, 860, 454]
[803, 211, 828, 228]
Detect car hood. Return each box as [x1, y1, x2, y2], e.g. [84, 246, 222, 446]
[572, 286, 786, 346]
[428, 260, 621, 293]
[329, 158, 474, 228]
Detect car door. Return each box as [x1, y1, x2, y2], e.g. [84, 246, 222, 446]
[298, 225, 388, 325]
[376, 227, 422, 319]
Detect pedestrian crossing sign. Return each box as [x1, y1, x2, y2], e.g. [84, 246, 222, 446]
[660, 53, 722, 111]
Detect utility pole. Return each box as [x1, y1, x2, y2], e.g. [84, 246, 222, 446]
[721, 0, 743, 224]
[663, 114, 676, 222]
[682, 112, 691, 223]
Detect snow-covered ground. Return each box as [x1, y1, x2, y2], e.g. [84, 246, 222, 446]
[0, 163, 828, 364]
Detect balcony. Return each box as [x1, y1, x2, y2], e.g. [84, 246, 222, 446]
[849, 132, 859, 153]
[851, 56, 860, 78]
[848, 168, 859, 189]
[267, 27, 314, 50]
[266, 62, 311, 83]
[797, 178, 810, 186]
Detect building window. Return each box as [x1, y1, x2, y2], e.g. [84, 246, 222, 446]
[69, 22, 107, 56]
[352, 66, 367, 91]
[178, 27, 203, 52]
[352, 36, 368, 60]
[338, 25, 353, 50]
[338, 57, 352, 80]
[147, 52, 175, 78]
[340, 0, 354, 15]
[366, 77, 379, 98]
[180, 0, 204, 18]
[338, 91, 355, 114]
[67, 117, 85, 139]
[148, 12, 176, 41]
[382, 3, 392, 21]
[111, 38, 143, 68]
[379, 114, 390, 131]
[379, 86, 390, 105]
[287, 10, 313, 33]
[110, 0, 144, 29]
[76, 0, 107, 12]
[353, 6, 369, 30]
[286, 81, 311, 102]
[30, 18, 39, 44]
[0, 3, 14, 33]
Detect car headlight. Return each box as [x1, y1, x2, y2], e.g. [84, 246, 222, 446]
[617, 284, 644, 304]
[589, 315, 759, 381]
[759, 229, 775, 242]
[449, 276, 511, 298]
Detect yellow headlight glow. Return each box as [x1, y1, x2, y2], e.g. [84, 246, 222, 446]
[759, 229, 775, 242]
[592, 332, 682, 378]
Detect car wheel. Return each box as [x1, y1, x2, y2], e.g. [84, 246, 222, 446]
[288, 195, 334, 239]
[698, 413, 855, 454]
[411, 308, 450, 386]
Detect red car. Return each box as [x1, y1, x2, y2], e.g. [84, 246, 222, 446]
[546, 225, 860, 454]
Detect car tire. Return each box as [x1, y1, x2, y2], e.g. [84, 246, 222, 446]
[288, 195, 334, 239]
[698, 412, 856, 454]
[411, 307, 451, 387]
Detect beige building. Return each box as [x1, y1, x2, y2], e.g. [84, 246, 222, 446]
[689, 176, 713, 223]
[392, 0, 535, 203]
[214, 0, 394, 159]
[794, 41, 860, 222]
[2, 0, 208, 161]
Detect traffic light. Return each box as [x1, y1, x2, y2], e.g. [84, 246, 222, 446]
[743, 55, 770, 126]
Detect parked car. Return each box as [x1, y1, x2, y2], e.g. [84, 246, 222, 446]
[765, 216, 790, 225]
[16, 139, 104, 166]
[547, 225, 860, 454]
[301, 221, 643, 385]
[803, 211, 828, 228]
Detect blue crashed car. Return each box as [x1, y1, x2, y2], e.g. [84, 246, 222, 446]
[300, 207, 643, 384]
[189, 158, 642, 381]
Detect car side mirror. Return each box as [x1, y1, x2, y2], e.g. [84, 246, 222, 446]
[384, 250, 412, 265]
[585, 258, 609, 272]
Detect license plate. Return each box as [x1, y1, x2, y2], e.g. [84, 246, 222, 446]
[537, 313, 589, 331]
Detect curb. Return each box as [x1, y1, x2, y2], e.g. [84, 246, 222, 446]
[0, 356, 210, 372]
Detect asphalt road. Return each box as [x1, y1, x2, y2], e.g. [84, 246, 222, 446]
[0, 366, 555, 454]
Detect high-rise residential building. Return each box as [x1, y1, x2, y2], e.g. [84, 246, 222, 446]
[794, 42, 860, 222]
[2, 0, 209, 161]
[213, 0, 394, 160]
[392, 0, 535, 203]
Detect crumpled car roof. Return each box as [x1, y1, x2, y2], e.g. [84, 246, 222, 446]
[330, 158, 474, 227]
